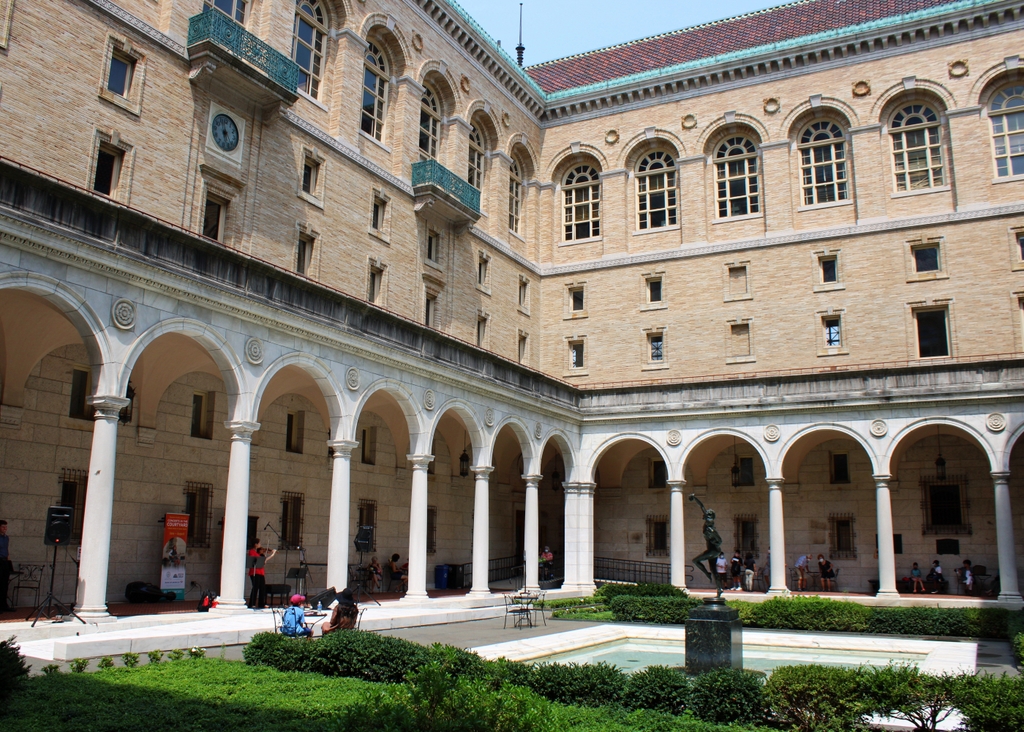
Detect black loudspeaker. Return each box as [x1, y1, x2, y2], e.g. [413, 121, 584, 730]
[354, 525, 373, 553]
[306, 586, 337, 608]
[44, 505, 74, 546]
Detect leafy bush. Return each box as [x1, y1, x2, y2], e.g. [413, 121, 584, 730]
[545, 597, 595, 609]
[306, 629, 430, 683]
[528, 661, 627, 707]
[596, 583, 686, 601]
[764, 664, 871, 731]
[168, 649, 185, 661]
[97, 656, 114, 670]
[0, 636, 30, 702]
[243, 632, 317, 672]
[69, 658, 89, 673]
[424, 643, 489, 681]
[121, 652, 140, 668]
[1014, 633, 1024, 668]
[40, 664, 61, 676]
[859, 665, 962, 732]
[622, 665, 689, 715]
[687, 667, 765, 725]
[189, 647, 206, 659]
[609, 596, 702, 625]
[954, 673, 1024, 732]
[481, 657, 534, 691]
[146, 649, 163, 664]
[867, 607, 1008, 638]
[747, 596, 871, 633]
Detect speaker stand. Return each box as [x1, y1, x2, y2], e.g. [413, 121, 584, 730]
[350, 551, 380, 606]
[28, 544, 85, 627]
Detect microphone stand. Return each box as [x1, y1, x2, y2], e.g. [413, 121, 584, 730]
[263, 523, 289, 586]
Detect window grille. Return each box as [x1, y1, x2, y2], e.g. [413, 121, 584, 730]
[184, 481, 214, 548]
[734, 514, 760, 557]
[646, 515, 668, 556]
[58, 468, 88, 544]
[358, 499, 377, 550]
[920, 473, 971, 535]
[427, 506, 437, 554]
[280, 491, 305, 549]
[828, 513, 857, 559]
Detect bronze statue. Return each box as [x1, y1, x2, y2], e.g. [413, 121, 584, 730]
[689, 494, 724, 597]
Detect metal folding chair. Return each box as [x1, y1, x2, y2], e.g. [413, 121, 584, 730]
[503, 594, 532, 629]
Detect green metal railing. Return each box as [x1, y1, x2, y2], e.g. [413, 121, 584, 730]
[188, 9, 299, 93]
[412, 159, 481, 213]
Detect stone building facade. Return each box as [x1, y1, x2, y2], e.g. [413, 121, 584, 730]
[0, 0, 1023, 616]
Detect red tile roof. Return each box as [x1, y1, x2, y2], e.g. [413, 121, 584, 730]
[525, 0, 967, 94]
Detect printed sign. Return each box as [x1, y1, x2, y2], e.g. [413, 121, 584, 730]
[161, 513, 189, 600]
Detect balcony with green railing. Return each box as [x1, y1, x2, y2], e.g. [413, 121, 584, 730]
[187, 9, 299, 104]
[412, 159, 481, 223]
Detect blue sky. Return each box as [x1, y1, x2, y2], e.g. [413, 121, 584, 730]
[450, 0, 784, 66]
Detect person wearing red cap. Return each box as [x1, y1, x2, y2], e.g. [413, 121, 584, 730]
[281, 594, 312, 637]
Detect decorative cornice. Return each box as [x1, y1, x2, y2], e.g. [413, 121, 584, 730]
[82, 0, 187, 57]
[542, 202, 1024, 276]
[467, 226, 540, 275]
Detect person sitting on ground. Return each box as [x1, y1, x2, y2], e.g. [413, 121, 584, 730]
[926, 559, 943, 593]
[743, 552, 757, 592]
[322, 588, 359, 634]
[389, 553, 407, 591]
[540, 546, 554, 581]
[960, 559, 974, 594]
[730, 551, 743, 590]
[818, 554, 836, 592]
[280, 594, 312, 637]
[367, 556, 383, 592]
[910, 562, 926, 593]
[795, 552, 809, 591]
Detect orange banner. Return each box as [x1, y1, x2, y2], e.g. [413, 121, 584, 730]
[161, 513, 189, 600]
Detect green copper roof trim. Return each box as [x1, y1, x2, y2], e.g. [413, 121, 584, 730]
[542, 0, 1003, 101]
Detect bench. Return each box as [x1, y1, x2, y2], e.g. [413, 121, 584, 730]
[868, 579, 949, 594]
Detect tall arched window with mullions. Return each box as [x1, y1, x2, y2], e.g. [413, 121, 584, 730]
[360, 42, 388, 141]
[508, 157, 522, 234]
[419, 87, 441, 161]
[715, 137, 759, 218]
[205, 0, 246, 23]
[468, 126, 484, 189]
[636, 151, 677, 230]
[293, 1, 326, 99]
[890, 104, 944, 191]
[563, 165, 601, 241]
[799, 121, 848, 205]
[989, 85, 1024, 178]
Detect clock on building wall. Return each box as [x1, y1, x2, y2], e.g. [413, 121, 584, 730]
[211, 113, 240, 152]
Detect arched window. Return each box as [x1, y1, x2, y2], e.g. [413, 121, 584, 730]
[715, 137, 759, 218]
[468, 126, 484, 189]
[990, 85, 1024, 177]
[890, 105, 943, 191]
[419, 87, 441, 160]
[563, 165, 601, 241]
[799, 121, 848, 205]
[206, 0, 246, 23]
[508, 158, 522, 233]
[360, 42, 388, 141]
[636, 151, 677, 230]
[293, 1, 325, 99]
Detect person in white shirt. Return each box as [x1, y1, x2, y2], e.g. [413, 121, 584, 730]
[795, 553, 810, 591]
[715, 552, 728, 589]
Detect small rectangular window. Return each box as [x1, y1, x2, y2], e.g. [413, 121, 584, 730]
[831, 453, 850, 483]
[734, 514, 760, 556]
[427, 231, 439, 263]
[913, 245, 940, 273]
[302, 158, 319, 195]
[828, 513, 857, 559]
[650, 460, 667, 489]
[190, 391, 212, 439]
[570, 341, 585, 369]
[730, 323, 751, 358]
[1018, 233, 1024, 262]
[936, 538, 960, 555]
[916, 309, 949, 358]
[207, 0, 247, 23]
[647, 278, 663, 303]
[368, 265, 383, 304]
[93, 146, 123, 196]
[478, 257, 488, 286]
[518, 278, 529, 307]
[69, 368, 93, 420]
[824, 316, 842, 347]
[371, 198, 384, 230]
[646, 515, 669, 556]
[737, 456, 755, 486]
[570, 287, 585, 312]
[107, 52, 134, 97]
[649, 334, 664, 362]
[296, 235, 314, 276]
[286, 411, 304, 454]
[729, 266, 748, 296]
[360, 427, 376, 465]
[203, 197, 224, 240]
[59, 468, 89, 544]
[477, 317, 487, 347]
[357, 499, 377, 550]
[425, 295, 436, 327]
[427, 505, 438, 554]
[183, 481, 214, 548]
[518, 333, 528, 363]
[280, 491, 304, 549]
[820, 257, 838, 283]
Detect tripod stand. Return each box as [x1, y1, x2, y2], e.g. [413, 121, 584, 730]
[350, 551, 380, 606]
[28, 544, 85, 627]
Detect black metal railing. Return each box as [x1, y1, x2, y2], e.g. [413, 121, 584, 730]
[488, 555, 524, 584]
[595, 556, 671, 585]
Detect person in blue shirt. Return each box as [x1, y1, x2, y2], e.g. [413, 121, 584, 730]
[281, 594, 312, 637]
[0, 520, 10, 612]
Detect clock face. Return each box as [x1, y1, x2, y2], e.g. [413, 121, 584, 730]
[211, 113, 239, 152]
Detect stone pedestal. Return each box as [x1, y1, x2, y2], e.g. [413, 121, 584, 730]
[685, 598, 743, 674]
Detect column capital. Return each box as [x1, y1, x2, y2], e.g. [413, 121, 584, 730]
[667, 480, 686, 493]
[991, 471, 1011, 484]
[328, 439, 359, 457]
[577, 482, 596, 496]
[522, 473, 543, 486]
[88, 395, 130, 420]
[471, 465, 494, 478]
[407, 453, 434, 470]
[224, 420, 260, 441]
[766, 478, 785, 490]
[873, 473, 893, 486]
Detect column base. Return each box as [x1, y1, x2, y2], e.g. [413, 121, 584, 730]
[874, 590, 901, 601]
[467, 589, 492, 597]
[211, 599, 251, 614]
[401, 591, 429, 602]
[767, 587, 791, 597]
[996, 592, 1024, 606]
[76, 608, 115, 623]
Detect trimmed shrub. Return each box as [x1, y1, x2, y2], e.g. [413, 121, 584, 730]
[482, 657, 534, 691]
[69, 658, 89, 673]
[97, 656, 114, 670]
[528, 661, 627, 707]
[622, 665, 689, 715]
[168, 649, 185, 661]
[748, 596, 871, 633]
[867, 606, 1008, 638]
[243, 632, 317, 672]
[764, 664, 871, 731]
[0, 636, 30, 702]
[608, 596, 702, 625]
[146, 649, 163, 664]
[121, 652, 140, 668]
[40, 664, 61, 676]
[307, 629, 430, 683]
[596, 583, 686, 601]
[687, 667, 765, 725]
[1014, 633, 1024, 668]
[859, 665, 962, 732]
[425, 643, 489, 681]
[954, 673, 1024, 732]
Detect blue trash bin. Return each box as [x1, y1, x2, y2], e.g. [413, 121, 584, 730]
[434, 564, 449, 590]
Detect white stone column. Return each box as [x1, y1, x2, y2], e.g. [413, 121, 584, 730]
[767, 478, 789, 595]
[469, 466, 493, 596]
[874, 474, 900, 599]
[216, 421, 260, 611]
[669, 481, 687, 589]
[562, 483, 581, 590]
[523, 474, 542, 591]
[326, 440, 359, 591]
[578, 482, 597, 593]
[405, 454, 433, 600]
[75, 396, 130, 619]
[992, 472, 1022, 602]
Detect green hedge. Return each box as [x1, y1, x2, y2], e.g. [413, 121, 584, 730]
[608, 595, 702, 624]
[746, 597, 872, 633]
[528, 661, 626, 707]
[0, 637, 30, 703]
[596, 583, 687, 600]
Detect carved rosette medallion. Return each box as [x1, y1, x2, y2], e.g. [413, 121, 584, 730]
[412, 33, 423, 52]
[763, 97, 781, 114]
[484, 408, 495, 427]
[763, 424, 781, 442]
[986, 413, 1007, 433]
[534, 421, 543, 439]
[244, 337, 264, 365]
[605, 130, 619, 145]
[948, 59, 969, 78]
[460, 75, 471, 93]
[345, 367, 360, 391]
[870, 419, 888, 437]
[423, 389, 436, 411]
[666, 429, 682, 447]
[111, 298, 136, 330]
[852, 80, 871, 97]
[681, 114, 697, 129]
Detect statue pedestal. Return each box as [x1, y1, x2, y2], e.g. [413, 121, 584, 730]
[685, 598, 742, 674]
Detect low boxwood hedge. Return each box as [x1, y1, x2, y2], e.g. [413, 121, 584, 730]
[596, 583, 687, 600]
[608, 595, 702, 624]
